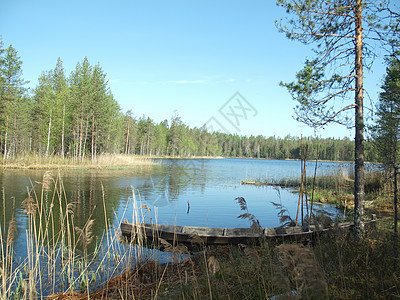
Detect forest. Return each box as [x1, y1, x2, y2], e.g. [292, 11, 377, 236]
[0, 39, 377, 163]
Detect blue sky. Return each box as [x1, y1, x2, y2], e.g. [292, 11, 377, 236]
[1, 0, 388, 138]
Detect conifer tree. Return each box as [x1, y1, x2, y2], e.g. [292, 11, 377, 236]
[276, 0, 392, 237]
[0, 44, 26, 158]
[372, 52, 400, 233]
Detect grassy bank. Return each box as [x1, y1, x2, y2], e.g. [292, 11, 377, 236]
[1, 153, 157, 170]
[50, 219, 400, 299]
[243, 168, 393, 213]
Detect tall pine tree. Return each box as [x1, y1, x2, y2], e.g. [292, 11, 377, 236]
[276, 0, 392, 237]
[0, 44, 26, 158]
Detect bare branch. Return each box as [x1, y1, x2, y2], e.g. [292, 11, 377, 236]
[316, 88, 356, 105]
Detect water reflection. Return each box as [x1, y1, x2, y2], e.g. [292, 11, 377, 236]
[0, 159, 352, 259]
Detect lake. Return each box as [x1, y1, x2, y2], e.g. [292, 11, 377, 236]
[1, 158, 351, 259]
[1, 158, 364, 295]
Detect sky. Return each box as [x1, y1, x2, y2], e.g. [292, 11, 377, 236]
[0, 0, 391, 139]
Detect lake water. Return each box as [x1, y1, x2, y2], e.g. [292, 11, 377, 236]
[0, 158, 353, 259]
[1, 158, 363, 295]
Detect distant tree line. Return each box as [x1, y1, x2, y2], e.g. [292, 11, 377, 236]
[0, 39, 378, 162]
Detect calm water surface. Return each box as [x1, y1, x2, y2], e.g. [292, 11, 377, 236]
[0, 158, 354, 259]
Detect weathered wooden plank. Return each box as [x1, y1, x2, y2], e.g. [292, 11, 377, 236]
[225, 228, 262, 237]
[182, 226, 225, 236]
[120, 218, 377, 247]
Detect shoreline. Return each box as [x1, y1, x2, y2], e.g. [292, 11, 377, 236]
[0, 153, 379, 170]
[0, 154, 157, 170]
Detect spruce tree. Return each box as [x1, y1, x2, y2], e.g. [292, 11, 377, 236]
[372, 52, 400, 233]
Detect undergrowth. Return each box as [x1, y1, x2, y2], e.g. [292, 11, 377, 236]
[52, 219, 400, 299]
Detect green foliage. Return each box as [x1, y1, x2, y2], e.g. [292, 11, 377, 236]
[0, 43, 29, 158]
[0, 39, 383, 162]
[276, 0, 391, 128]
[371, 52, 400, 170]
[276, 0, 395, 238]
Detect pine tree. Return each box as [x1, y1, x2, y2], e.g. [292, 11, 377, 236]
[276, 0, 392, 238]
[0, 44, 27, 158]
[33, 58, 68, 156]
[53, 58, 69, 158]
[69, 57, 93, 159]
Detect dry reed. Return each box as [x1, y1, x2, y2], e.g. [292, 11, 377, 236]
[274, 243, 328, 299]
[1, 153, 158, 170]
[0, 172, 167, 299]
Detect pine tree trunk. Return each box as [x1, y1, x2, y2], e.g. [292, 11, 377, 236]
[74, 115, 79, 159]
[46, 109, 52, 157]
[11, 115, 17, 158]
[354, 0, 365, 239]
[125, 118, 130, 154]
[3, 127, 8, 160]
[146, 130, 150, 156]
[83, 117, 89, 159]
[61, 104, 65, 159]
[3, 77, 11, 160]
[78, 99, 84, 160]
[91, 108, 95, 161]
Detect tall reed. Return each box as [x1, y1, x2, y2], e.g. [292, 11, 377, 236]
[0, 171, 162, 299]
[1, 153, 158, 170]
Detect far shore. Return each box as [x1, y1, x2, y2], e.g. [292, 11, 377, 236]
[0, 153, 377, 170]
[147, 155, 224, 159]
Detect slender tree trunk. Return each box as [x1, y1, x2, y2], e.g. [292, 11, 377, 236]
[61, 103, 65, 159]
[93, 125, 97, 160]
[83, 116, 89, 159]
[296, 137, 304, 226]
[354, 0, 365, 239]
[74, 111, 79, 159]
[3, 77, 11, 160]
[304, 139, 309, 222]
[3, 128, 8, 160]
[46, 109, 52, 157]
[310, 144, 319, 220]
[78, 99, 84, 160]
[395, 164, 398, 234]
[11, 115, 16, 158]
[146, 129, 151, 156]
[91, 107, 95, 161]
[125, 118, 130, 154]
